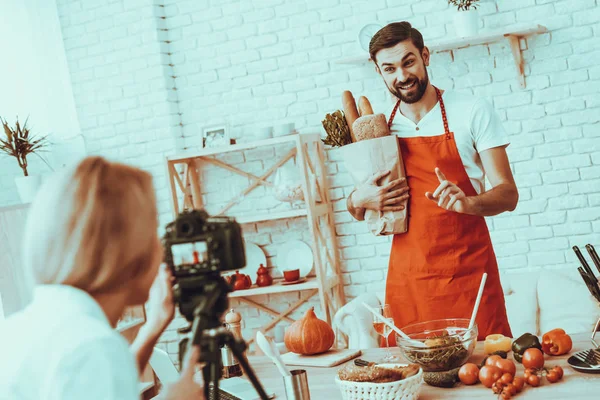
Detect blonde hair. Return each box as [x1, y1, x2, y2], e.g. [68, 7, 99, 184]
[22, 156, 158, 294]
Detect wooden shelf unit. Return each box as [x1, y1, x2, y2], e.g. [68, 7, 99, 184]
[336, 23, 548, 89]
[165, 133, 345, 345]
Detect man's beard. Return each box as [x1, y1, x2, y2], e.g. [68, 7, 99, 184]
[388, 70, 429, 104]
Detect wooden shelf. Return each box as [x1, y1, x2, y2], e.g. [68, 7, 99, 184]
[233, 203, 327, 225]
[167, 133, 321, 162]
[336, 23, 548, 89]
[228, 275, 339, 298]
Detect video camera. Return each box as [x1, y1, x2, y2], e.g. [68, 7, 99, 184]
[162, 209, 245, 321]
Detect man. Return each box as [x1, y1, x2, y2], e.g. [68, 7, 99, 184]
[347, 22, 518, 343]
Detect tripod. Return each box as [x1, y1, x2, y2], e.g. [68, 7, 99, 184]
[177, 276, 269, 400]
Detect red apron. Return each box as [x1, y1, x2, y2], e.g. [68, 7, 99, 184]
[385, 87, 512, 346]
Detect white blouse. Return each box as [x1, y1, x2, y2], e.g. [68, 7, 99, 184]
[0, 285, 139, 400]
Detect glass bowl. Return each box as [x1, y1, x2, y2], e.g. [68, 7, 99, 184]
[396, 318, 477, 372]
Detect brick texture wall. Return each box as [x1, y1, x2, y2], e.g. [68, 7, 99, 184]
[48, 0, 600, 363]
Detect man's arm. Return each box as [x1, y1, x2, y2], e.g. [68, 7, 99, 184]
[347, 189, 366, 221]
[427, 147, 518, 216]
[346, 171, 409, 221]
[465, 146, 518, 216]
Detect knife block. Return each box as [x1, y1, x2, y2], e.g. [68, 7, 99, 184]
[591, 316, 600, 348]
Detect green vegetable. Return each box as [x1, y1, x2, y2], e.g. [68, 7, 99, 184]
[511, 333, 542, 363]
[423, 367, 460, 388]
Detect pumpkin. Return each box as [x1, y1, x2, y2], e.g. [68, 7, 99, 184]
[284, 307, 335, 355]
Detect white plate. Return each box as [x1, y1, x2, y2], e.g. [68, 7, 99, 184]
[276, 240, 313, 278]
[243, 242, 267, 284]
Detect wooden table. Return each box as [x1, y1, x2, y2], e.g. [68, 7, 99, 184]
[246, 333, 600, 399]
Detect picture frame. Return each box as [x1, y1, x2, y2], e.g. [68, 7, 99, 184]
[203, 125, 230, 148]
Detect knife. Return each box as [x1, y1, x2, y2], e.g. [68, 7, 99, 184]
[577, 267, 600, 302]
[573, 246, 597, 283]
[586, 244, 600, 275]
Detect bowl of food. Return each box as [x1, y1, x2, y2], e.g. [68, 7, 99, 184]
[335, 363, 423, 400]
[396, 318, 477, 372]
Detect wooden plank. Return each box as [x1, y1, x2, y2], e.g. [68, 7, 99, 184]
[187, 160, 203, 209]
[237, 297, 294, 324]
[201, 156, 274, 188]
[167, 134, 320, 161]
[166, 160, 180, 216]
[236, 209, 307, 224]
[246, 290, 318, 346]
[508, 35, 526, 89]
[336, 23, 547, 64]
[228, 277, 320, 298]
[249, 333, 594, 400]
[216, 148, 297, 215]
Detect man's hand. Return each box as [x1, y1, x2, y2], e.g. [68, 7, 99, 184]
[425, 168, 470, 213]
[351, 170, 410, 212]
[161, 346, 205, 400]
[145, 264, 176, 335]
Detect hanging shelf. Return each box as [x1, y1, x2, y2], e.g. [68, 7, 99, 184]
[336, 23, 548, 89]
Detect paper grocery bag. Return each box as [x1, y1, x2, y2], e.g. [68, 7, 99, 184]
[341, 136, 408, 236]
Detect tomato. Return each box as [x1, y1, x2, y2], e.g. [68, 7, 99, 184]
[496, 359, 516, 376]
[492, 382, 505, 394]
[552, 366, 564, 379]
[505, 383, 517, 396]
[500, 373, 514, 385]
[512, 377, 525, 392]
[479, 365, 503, 388]
[501, 392, 512, 400]
[458, 363, 480, 385]
[522, 348, 545, 370]
[546, 370, 560, 383]
[485, 355, 502, 367]
[527, 374, 541, 387]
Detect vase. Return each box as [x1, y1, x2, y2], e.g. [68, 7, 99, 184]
[14, 175, 42, 203]
[453, 9, 479, 38]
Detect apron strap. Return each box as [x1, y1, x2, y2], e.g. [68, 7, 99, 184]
[387, 86, 450, 137]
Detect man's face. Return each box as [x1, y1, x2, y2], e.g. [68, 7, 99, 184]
[375, 40, 430, 104]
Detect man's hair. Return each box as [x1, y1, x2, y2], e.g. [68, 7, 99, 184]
[22, 156, 158, 295]
[369, 22, 425, 63]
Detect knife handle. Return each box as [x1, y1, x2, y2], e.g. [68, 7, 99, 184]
[573, 246, 597, 282]
[586, 244, 600, 275]
[578, 267, 600, 302]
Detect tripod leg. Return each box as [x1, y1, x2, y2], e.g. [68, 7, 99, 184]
[230, 341, 270, 400]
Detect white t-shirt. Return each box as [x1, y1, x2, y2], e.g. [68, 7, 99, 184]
[387, 90, 509, 194]
[0, 285, 140, 400]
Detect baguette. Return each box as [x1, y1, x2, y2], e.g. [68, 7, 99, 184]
[341, 91, 359, 142]
[358, 96, 374, 116]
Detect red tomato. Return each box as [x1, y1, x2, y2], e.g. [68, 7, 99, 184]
[500, 373, 514, 385]
[496, 359, 516, 376]
[505, 383, 517, 396]
[485, 355, 502, 367]
[527, 374, 541, 387]
[522, 348, 545, 370]
[552, 366, 564, 379]
[512, 377, 525, 392]
[546, 370, 560, 383]
[479, 365, 503, 388]
[458, 363, 480, 385]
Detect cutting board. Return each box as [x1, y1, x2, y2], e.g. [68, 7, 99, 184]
[281, 349, 362, 368]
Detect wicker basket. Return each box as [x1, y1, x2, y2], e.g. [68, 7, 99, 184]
[335, 366, 423, 400]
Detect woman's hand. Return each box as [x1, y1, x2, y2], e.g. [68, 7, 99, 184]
[351, 170, 409, 212]
[425, 168, 471, 213]
[145, 264, 176, 336]
[162, 346, 205, 400]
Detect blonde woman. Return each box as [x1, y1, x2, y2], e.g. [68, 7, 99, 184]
[0, 157, 204, 399]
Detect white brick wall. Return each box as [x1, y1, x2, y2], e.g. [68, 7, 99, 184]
[45, 0, 600, 363]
